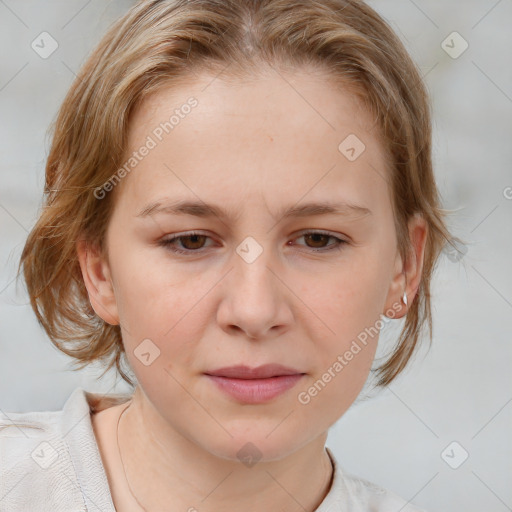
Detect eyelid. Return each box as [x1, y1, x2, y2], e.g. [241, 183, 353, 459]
[294, 228, 348, 241]
[159, 229, 349, 255]
[292, 230, 350, 251]
[159, 230, 216, 251]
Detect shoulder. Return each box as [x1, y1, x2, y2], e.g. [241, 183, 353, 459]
[341, 472, 428, 511]
[0, 387, 129, 512]
[321, 447, 428, 512]
[0, 388, 86, 510]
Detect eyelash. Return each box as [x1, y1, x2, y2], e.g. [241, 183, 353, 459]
[158, 230, 349, 255]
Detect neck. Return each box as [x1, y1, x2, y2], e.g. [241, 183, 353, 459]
[117, 386, 334, 512]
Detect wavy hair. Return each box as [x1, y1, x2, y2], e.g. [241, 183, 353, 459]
[17, 0, 460, 388]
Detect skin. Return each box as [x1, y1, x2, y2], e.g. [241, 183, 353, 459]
[78, 65, 427, 512]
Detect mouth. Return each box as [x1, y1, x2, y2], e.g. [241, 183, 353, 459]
[204, 364, 306, 403]
[204, 363, 304, 379]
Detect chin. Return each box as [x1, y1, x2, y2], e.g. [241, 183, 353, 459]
[194, 420, 314, 464]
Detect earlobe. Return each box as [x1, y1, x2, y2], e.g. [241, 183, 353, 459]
[76, 238, 120, 325]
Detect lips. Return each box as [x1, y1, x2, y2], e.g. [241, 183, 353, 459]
[204, 364, 304, 379]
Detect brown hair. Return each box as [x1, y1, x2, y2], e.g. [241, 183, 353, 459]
[17, 0, 461, 389]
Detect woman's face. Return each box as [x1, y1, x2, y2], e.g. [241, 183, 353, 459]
[84, 67, 423, 461]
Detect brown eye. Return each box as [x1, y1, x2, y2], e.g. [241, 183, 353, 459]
[178, 234, 208, 250]
[294, 231, 348, 253]
[159, 230, 348, 256]
[159, 232, 213, 254]
[303, 233, 331, 249]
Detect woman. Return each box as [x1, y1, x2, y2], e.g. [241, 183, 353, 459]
[4, 0, 458, 510]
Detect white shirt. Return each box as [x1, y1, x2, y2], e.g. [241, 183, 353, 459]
[0, 387, 427, 511]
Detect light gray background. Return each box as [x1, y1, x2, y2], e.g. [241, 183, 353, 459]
[1, 1, 511, 511]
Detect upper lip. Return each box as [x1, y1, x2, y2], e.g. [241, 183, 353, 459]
[205, 364, 304, 379]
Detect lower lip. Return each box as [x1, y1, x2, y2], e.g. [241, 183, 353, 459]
[205, 374, 304, 403]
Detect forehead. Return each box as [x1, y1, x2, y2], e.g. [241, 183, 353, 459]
[115, 68, 390, 216]
[129, 67, 377, 142]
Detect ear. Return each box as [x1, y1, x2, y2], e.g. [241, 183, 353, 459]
[76, 238, 120, 325]
[383, 213, 428, 319]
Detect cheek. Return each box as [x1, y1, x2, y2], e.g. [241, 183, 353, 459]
[115, 257, 214, 372]
[111, 241, 201, 326]
[304, 257, 389, 343]
[297, 298, 379, 420]
[295, 251, 388, 396]
[295, 332, 377, 427]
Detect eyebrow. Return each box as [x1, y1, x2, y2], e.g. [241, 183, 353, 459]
[136, 198, 372, 220]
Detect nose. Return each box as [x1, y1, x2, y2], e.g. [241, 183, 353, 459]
[216, 242, 293, 340]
